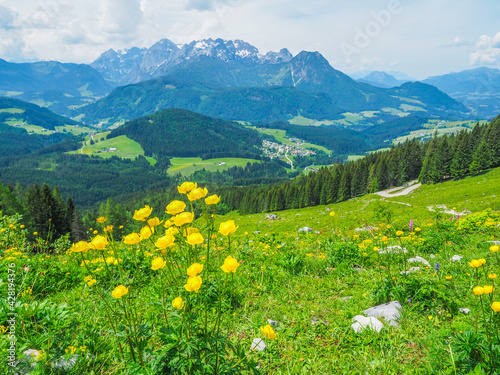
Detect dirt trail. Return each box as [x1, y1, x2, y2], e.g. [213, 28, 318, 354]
[375, 180, 421, 198]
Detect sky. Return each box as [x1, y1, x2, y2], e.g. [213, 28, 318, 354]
[0, 0, 499, 80]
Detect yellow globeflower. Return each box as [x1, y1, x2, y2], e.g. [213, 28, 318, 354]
[479, 258, 486, 265]
[178, 182, 197, 194]
[186, 233, 204, 246]
[187, 187, 208, 202]
[473, 286, 484, 295]
[184, 275, 202, 293]
[90, 235, 108, 250]
[488, 273, 498, 279]
[483, 285, 494, 294]
[163, 219, 174, 228]
[93, 230, 98, 235]
[172, 297, 184, 310]
[187, 263, 204, 277]
[166, 200, 186, 216]
[490, 245, 499, 253]
[221, 255, 240, 273]
[469, 259, 482, 268]
[492, 302, 500, 312]
[33, 231, 38, 236]
[123, 233, 141, 245]
[165, 226, 180, 236]
[183, 227, 200, 237]
[219, 220, 238, 236]
[148, 217, 161, 227]
[96, 217, 107, 224]
[260, 325, 277, 340]
[205, 194, 221, 205]
[155, 233, 175, 249]
[140, 226, 154, 240]
[173, 212, 195, 227]
[151, 257, 166, 271]
[396, 230, 404, 236]
[70, 241, 90, 253]
[112, 285, 128, 299]
[133, 205, 153, 221]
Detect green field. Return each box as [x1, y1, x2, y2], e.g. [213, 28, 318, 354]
[69, 134, 156, 165]
[221, 166, 500, 235]
[167, 157, 261, 176]
[0, 108, 24, 114]
[288, 115, 336, 126]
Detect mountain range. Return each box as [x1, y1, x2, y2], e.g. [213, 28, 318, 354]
[0, 37, 499, 126]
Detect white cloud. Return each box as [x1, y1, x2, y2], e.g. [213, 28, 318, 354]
[470, 32, 500, 66]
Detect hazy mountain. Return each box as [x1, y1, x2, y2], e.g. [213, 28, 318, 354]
[0, 59, 113, 116]
[357, 71, 406, 88]
[422, 67, 500, 118]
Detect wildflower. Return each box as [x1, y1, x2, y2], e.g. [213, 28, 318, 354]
[178, 181, 197, 194]
[478, 258, 486, 265]
[155, 234, 175, 249]
[428, 316, 432, 320]
[415, 227, 421, 232]
[166, 226, 180, 236]
[186, 233, 204, 246]
[473, 286, 484, 295]
[96, 217, 107, 224]
[219, 220, 238, 236]
[90, 235, 108, 250]
[20, 225, 25, 229]
[183, 227, 200, 237]
[434, 263, 440, 273]
[123, 233, 141, 245]
[151, 257, 166, 270]
[173, 212, 195, 227]
[469, 259, 482, 268]
[166, 200, 186, 215]
[396, 230, 404, 236]
[329, 212, 335, 217]
[221, 255, 240, 273]
[112, 285, 128, 299]
[490, 245, 499, 253]
[140, 226, 154, 240]
[172, 297, 184, 310]
[187, 263, 203, 276]
[93, 230, 98, 235]
[445, 275, 452, 280]
[70, 241, 90, 253]
[260, 325, 277, 340]
[133, 205, 153, 221]
[104, 225, 113, 232]
[488, 273, 498, 279]
[386, 224, 391, 229]
[184, 275, 202, 293]
[148, 217, 161, 227]
[205, 194, 221, 205]
[187, 187, 208, 201]
[409, 219, 413, 231]
[87, 279, 96, 287]
[492, 302, 500, 312]
[483, 285, 494, 294]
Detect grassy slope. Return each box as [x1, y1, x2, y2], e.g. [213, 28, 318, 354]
[221, 167, 500, 235]
[167, 157, 262, 176]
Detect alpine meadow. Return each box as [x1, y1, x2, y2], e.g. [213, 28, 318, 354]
[1, 2, 500, 374]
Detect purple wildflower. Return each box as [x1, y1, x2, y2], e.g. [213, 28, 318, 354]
[409, 219, 413, 231]
[434, 263, 440, 273]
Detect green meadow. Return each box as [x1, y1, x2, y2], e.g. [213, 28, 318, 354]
[168, 157, 262, 176]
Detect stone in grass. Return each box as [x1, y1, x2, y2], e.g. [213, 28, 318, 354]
[250, 338, 266, 351]
[342, 296, 353, 301]
[408, 256, 431, 268]
[459, 308, 471, 314]
[351, 315, 384, 333]
[267, 319, 278, 327]
[378, 246, 407, 255]
[298, 226, 313, 233]
[400, 267, 421, 275]
[450, 255, 463, 263]
[364, 301, 401, 327]
[487, 241, 500, 244]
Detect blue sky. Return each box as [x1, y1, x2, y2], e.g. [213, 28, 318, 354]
[0, 0, 499, 79]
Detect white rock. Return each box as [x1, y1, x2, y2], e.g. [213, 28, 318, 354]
[298, 226, 313, 233]
[400, 267, 421, 275]
[342, 296, 353, 301]
[429, 254, 436, 259]
[267, 319, 278, 327]
[459, 308, 470, 314]
[364, 301, 402, 325]
[250, 338, 266, 351]
[378, 246, 407, 254]
[450, 255, 463, 262]
[487, 241, 500, 245]
[351, 315, 384, 333]
[53, 355, 78, 371]
[408, 256, 431, 268]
